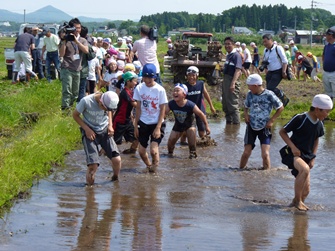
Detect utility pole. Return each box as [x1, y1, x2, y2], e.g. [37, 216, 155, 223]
[310, 0, 318, 48]
[24, 9, 26, 23]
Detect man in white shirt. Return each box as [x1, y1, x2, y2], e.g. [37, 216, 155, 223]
[130, 25, 161, 85]
[262, 34, 289, 106]
[42, 28, 60, 82]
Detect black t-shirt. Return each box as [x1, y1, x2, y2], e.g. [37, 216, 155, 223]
[283, 112, 324, 154]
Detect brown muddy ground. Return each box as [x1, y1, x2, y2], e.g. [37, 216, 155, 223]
[1, 119, 335, 251]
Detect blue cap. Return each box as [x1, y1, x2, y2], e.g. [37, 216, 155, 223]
[142, 63, 157, 78]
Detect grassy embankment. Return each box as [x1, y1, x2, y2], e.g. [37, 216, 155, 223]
[0, 35, 333, 209]
[0, 37, 79, 209]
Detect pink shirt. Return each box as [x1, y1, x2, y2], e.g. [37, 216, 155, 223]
[132, 37, 160, 73]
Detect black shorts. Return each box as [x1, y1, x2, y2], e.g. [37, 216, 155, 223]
[243, 62, 251, 69]
[113, 121, 135, 145]
[279, 146, 316, 177]
[138, 120, 166, 148]
[244, 124, 271, 149]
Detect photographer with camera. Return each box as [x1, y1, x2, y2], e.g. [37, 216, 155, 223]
[261, 34, 290, 107]
[129, 25, 161, 85]
[59, 18, 89, 111]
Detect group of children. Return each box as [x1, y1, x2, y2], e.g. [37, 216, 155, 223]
[73, 57, 333, 211]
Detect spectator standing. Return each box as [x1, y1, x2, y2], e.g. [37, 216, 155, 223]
[262, 34, 289, 107]
[250, 42, 260, 74]
[239, 74, 283, 170]
[241, 43, 252, 77]
[133, 63, 168, 173]
[289, 40, 298, 77]
[222, 36, 243, 124]
[59, 18, 88, 110]
[130, 25, 162, 85]
[31, 27, 45, 79]
[42, 28, 60, 83]
[12, 27, 39, 83]
[322, 26, 335, 100]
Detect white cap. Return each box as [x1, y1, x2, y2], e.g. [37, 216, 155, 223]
[186, 66, 199, 75]
[235, 41, 241, 46]
[250, 42, 255, 46]
[312, 94, 333, 109]
[97, 37, 103, 41]
[168, 43, 173, 49]
[289, 40, 294, 44]
[117, 37, 123, 42]
[284, 45, 289, 49]
[133, 60, 142, 69]
[246, 74, 263, 86]
[174, 83, 188, 95]
[100, 91, 119, 111]
[298, 55, 304, 59]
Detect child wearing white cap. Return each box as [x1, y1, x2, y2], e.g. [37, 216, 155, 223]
[279, 94, 333, 211]
[240, 74, 284, 170]
[73, 91, 121, 185]
[166, 83, 210, 159]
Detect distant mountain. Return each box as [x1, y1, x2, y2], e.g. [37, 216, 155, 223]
[0, 5, 110, 23]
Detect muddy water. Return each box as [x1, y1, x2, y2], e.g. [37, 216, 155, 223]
[1, 119, 335, 251]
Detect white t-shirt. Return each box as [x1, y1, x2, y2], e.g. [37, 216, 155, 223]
[243, 48, 252, 63]
[87, 58, 99, 81]
[133, 82, 168, 124]
[132, 37, 160, 74]
[103, 72, 118, 92]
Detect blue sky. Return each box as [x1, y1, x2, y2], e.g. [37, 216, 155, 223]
[3, 0, 335, 20]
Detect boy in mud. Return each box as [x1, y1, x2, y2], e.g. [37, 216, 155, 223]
[239, 74, 283, 170]
[180, 66, 216, 145]
[133, 63, 168, 173]
[73, 91, 121, 185]
[113, 71, 139, 154]
[166, 83, 211, 159]
[279, 94, 333, 211]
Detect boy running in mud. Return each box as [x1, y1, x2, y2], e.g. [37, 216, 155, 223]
[166, 83, 210, 159]
[239, 74, 283, 170]
[279, 94, 333, 211]
[133, 63, 168, 173]
[180, 66, 216, 144]
[73, 91, 121, 185]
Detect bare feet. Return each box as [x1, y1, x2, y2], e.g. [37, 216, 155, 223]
[289, 199, 309, 211]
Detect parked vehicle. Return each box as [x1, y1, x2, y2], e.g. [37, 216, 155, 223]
[163, 32, 225, 85]
[4, 23, 60, 79]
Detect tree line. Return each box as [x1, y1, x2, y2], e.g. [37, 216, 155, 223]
[138, 4, 335, 35]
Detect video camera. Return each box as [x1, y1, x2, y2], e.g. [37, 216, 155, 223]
[59, 22, 76, 41]
[148, 26, 158, 42]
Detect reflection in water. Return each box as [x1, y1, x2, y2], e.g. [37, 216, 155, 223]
[281, 214, 310, 251]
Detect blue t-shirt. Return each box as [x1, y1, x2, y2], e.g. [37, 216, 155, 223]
[323, 42, 335, 72]
[168, 99, 196, 129]
[244, 89, 282, 130]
